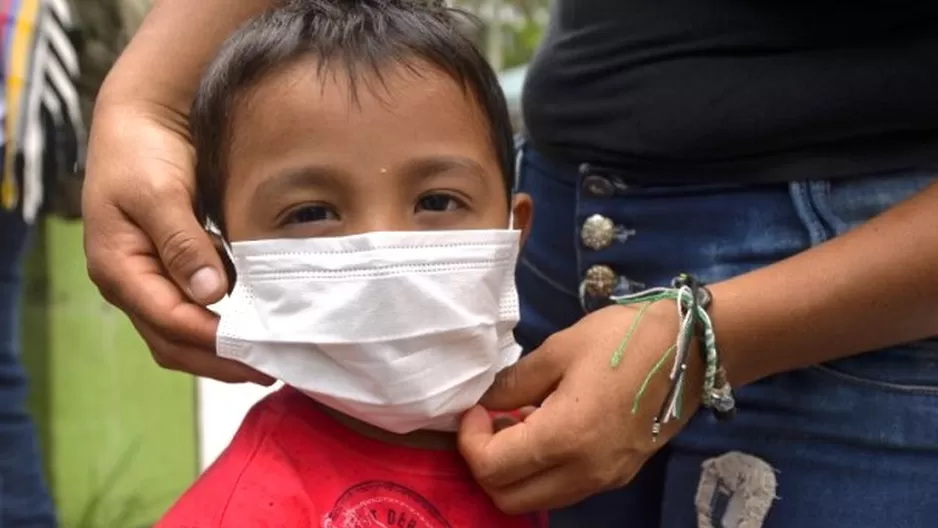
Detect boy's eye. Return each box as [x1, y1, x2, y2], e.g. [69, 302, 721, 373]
[416, 193, 463, 213]
[284, 205, 339, 224]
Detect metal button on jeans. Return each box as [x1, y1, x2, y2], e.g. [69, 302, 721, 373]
[582, 174, 616, 197]
[583, 264, 618, 297]
[581, 214, 616, 250]
[581, 274, 639, 312]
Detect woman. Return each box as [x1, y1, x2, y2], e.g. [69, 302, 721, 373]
[84, 1, 938, 526]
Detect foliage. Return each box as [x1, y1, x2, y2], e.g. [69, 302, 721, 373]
[450, 0, 548, 70]
[72, 0, 151, 123]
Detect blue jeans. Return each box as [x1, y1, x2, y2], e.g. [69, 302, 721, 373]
[514, 145, 938, 528]
[0, 210, 57, 527]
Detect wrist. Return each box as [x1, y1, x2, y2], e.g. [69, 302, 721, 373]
[703, 279, 756, 388]
[92, 95, 191, 148]
[610, 288, 709, 438]
[706, 272, 820, 388]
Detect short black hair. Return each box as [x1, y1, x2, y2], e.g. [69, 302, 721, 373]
[191, 0, 514, 235]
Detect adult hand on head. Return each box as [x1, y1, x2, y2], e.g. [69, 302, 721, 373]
[458, 301, 702, 514]
[82, 102, 274, 385]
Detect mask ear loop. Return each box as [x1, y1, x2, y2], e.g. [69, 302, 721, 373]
[508, 138, 525, 231]
[206, 220, 238, 295]
[201, 229, 237, 317]
[219, 238, 235, 263]
[219, 239, 238, 295]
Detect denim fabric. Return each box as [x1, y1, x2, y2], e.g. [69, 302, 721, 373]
[514, 144, 938, 528]
[0, 210, 57, 527]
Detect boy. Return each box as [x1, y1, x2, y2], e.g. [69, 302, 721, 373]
[157, 1, 541, 526]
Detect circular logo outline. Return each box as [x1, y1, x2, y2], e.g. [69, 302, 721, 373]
[324, 480, 453, 528]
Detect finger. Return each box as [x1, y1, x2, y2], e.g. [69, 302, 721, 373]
[83, 189, 228, 356]
[131, 315, 275, 385]
[489, 405, 538, 431]
[125, 181, 228, 305]
[459, 405, 564, 489]
[460, 404, 494, 439]
[106, 256, 222, 350]
[479, 338, 570, 411]
[492, 414, 519, 433]
[488, 450, 645, 514]
[86, 210, 249, 379]
[486, 462, 602, 514]
[490, 409, 528, 432]
[489, 405, 537, 431]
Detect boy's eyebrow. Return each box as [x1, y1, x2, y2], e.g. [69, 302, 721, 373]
[400, 156, 488, 186]
[254, 156, 488, 200]
[254, 166, 347, 203]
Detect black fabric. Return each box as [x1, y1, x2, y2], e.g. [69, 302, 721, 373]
[522, 0, 938, 184]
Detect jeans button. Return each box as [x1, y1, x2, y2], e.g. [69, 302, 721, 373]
[582, 175, 615, 197]
[583, 264, 617, 298]
[580, 214, 615, 250]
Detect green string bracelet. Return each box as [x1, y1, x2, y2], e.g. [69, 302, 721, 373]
[609, 274, 736, 441]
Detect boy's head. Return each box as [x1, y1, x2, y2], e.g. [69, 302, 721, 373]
[192, 0, 531, 243]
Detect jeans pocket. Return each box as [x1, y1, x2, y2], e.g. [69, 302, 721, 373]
[810, 341, 938, 394]
[801, 170, 938, 393]
[810, 169, 937, 234]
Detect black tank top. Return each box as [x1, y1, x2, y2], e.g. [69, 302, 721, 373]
[522, 0, 938, 183]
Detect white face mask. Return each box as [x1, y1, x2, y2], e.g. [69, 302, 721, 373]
[217, 228, 522, 434]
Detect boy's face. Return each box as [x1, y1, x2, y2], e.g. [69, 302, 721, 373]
[222, 57, 531, 242]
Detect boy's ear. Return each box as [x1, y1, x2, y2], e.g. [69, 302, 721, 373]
[510, 193, 534, 247]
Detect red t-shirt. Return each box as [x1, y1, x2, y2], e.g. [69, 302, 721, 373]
[158, 386, 545, 528]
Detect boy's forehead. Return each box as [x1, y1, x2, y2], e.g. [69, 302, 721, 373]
[224, 56, 502, 197]
[231, 57, 484, 145]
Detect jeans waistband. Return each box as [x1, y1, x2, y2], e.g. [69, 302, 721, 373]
[520, 141, 789, 193]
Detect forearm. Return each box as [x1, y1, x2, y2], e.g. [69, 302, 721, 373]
[712, 181, 938, 387]
[96, 0, 279, 116]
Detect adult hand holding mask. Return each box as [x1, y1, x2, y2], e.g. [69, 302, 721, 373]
[83, 102, 273, 385]
[459, 301, 700, 513]
[82, 0, 277, 384]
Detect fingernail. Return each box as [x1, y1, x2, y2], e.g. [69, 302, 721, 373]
[251, 371, 276, 386]
[188, 267, 222, 301]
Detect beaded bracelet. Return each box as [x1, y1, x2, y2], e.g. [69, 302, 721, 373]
[610, 273, 736, 442]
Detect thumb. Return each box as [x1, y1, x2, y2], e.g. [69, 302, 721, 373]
[480, 338, 569, 411]
[461, 405, 495, 438]
[130, 185, 228, 305]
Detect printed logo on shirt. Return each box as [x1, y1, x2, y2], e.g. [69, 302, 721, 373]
[323, 480, 452, 528]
